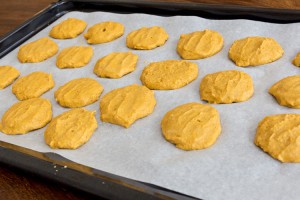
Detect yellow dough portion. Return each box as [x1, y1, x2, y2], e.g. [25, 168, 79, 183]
[200, 70, 254, 104]
[0, 66, 20, 89]
[44, 108, 97, 149]
[292, 52, 300, 67]
[161, 102, 221, 150]
[94, 52, 138, 78]
[100, 84, 156, 128]
[269, 75, 300, 108]
[177, 30, 224, 59]
[84, 21, 124, 44]
[49, 18, 87, 39]
[140, 60, 198, 90]
[55, 78, 103, 108]
[255, 114, 300, 163]
[0, 98, 52, 135]
[12, 71, 54, 101]
[18, 37, 58, 63]
[126, 26, 168, 50]
[229, 36, 284, 67]
[56, 46, 93, 69]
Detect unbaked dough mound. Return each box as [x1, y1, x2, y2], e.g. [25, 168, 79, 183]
[140, 60, 198, 90]
[0, 98, 52, 135]
[18, 37, 58, 63]
[255, 114, 300, 162]
[100, 84, 156, 128]
[49, 18, 87, 39]
[269, 75, 300, 108]
[84, 21, 124, 44]
[200, 70, 254, 104]
[177, 29, 224, 59]
[229, 36, 284, 67]
[161, 102, 221, 150]
[126, 26, 168, 50]
[44, 108, 97, 149]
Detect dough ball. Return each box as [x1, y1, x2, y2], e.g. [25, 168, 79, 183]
[55, 78, 103, 108]
[161, 102, 221, 150]
[229, 36, 284, 67]
[12, 71, 54, 101]
[100, 84, 156, 128]
[140, 60, 198, 90]
[126, 26, 168, 50]
[84, 21, 124, 44]
[94, 52, 138, 78]
[0, 66, 20, 89]
[0, 98, 52, 135]
[200, 70, 254, 104]
[177, 29, 224, 59]
[255, 114, 300, 162]
[44, 108, 97, 149]
[292, 52, 300, 67]
[18, 37, 58, 63]
[269, 75, 300, 108]
[49, 18, 87, 39]
[56, 46, 93, 69]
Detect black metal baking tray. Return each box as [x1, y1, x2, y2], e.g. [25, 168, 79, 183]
[1, 0, 300, 199]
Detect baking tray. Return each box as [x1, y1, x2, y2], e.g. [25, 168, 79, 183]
[1, 0, 300, 199]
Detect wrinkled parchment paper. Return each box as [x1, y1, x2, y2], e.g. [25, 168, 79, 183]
[1, 11, 300, 200]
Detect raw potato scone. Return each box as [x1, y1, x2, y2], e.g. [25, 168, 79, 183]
[18, 37, 58, 63]
[55, 78, 103, 108]
[0, 66, 20, 89]
[200, 70, 254, 104]
[49, 18, 87, 39]
[56, 46, 93, 68]
[177, 30, 224, 59]
[12, 71, 54, 101]
[269, 75, 300, 108]
[140, 60, 198, 90]
[84, 21, 124, 44]
[229, 36, 284, 67]
[44, 108, 97, 149]
[126, 26, 168, 50]
[100, 84, 156, 128]
[94, 52, 138, 78]
[292, 52, 300, 67]
[255, 114, 300, 162]
[0, 98, 52, 135]
[161, 103, 221, 150]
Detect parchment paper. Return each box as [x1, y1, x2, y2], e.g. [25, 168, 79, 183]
[1, 11, 300, 200]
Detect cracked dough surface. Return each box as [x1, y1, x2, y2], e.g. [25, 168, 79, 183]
[200, 70, 254, 104]
[18, 37, 58, 63]
[177, 29, 224, 59]
[0, 66, 20, 89]
[49, 18, 87, 39]
[55, 78, 103, 108]
[44, 108, 97, 149]
[229, 36, 284, 67]
[126, 26, 168, 50]
[140, 60, 198, 90]
[12, 71, 54, 101]
[0, 98, 52, 135]
[56, 46, 93, 69]
[84, 21, 124, 44]
[100, 84, 156, 128]
[94, 52, 138, 78]
[269, 75, 300, 108]
[161, 102, 221, 151]
[255, 114, 300, 163]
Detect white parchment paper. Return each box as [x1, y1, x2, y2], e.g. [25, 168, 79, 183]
[1, 11, 300, 200]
